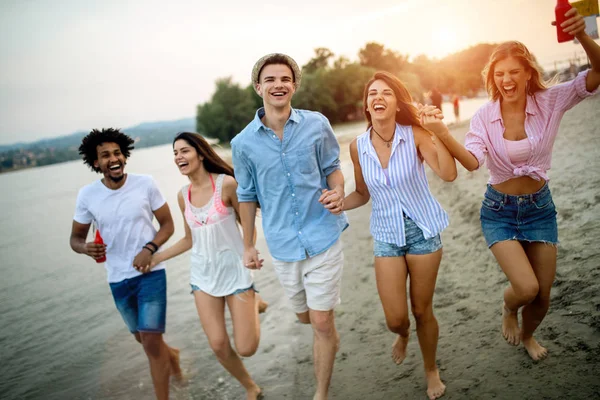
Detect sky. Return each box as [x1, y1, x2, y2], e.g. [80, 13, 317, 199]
[0, 0, 597, 145]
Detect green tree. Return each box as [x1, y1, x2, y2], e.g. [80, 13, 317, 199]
[359, 42, 408, 75]
[327, 61, 375, 122]
[196, 77, 256, 143]
[303, 48, 335, 73]
[293, 68, 338, 121]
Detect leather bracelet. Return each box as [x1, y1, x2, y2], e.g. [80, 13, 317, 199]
[143, 245, 156, 254]
[146, 241, 158, 252]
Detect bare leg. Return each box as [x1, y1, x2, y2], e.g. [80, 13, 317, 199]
[374, 256, 410, 365]
[297, 310, 311, 324]
[135, 333, 182, 382]
[194, 291, 261, 400]
[490, 241, 540, 346]
[406, 250, 445, 400]
[520, 242, 557, 360]
[310, 309, 337, 400]
[227, 289, 264, 399]
[139, 332, 171, 400]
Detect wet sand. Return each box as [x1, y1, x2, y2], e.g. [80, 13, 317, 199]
[162, 96, 599, 400]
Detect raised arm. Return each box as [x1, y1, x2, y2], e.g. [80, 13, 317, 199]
[418, 104, 480, 172]
[342, 138, 371, 211]
[150, 191, 193, 268]
[562, 7, 600, 92]
[416, 114, 457, 182]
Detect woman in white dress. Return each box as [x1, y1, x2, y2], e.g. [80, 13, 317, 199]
[151, 132, 267, 400]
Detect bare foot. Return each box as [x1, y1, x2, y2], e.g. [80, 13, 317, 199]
[502, 304, 520, 346]
[256, 294, 268, 314]
[169, 347, 184, 382]
[246, 384, 263, 400]
[425, 369, 446, 400]
[391, 334, 409, 365]
[522, 336, 548, 361]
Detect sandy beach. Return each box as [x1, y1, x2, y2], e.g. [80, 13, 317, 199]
[90, 96, 599, 400]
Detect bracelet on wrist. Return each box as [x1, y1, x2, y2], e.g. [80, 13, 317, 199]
[143, 245, 156, 254]
[145, 241, 158, 252]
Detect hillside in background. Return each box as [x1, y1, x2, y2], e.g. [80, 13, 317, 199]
[0, 118, 199, 173]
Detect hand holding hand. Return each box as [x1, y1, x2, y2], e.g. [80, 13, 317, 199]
[420, 105, 447, 135]
[133, 248, 153, 274]
[243, 246, 264, 270]
[319, 188, 344, 215]
[150, 254, 162, 269]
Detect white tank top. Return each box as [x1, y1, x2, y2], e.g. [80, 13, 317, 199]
[182, 174, 253, 297]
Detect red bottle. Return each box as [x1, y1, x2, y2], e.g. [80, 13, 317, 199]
[94, 229, 107, 263]
[555, 0, 573, 43]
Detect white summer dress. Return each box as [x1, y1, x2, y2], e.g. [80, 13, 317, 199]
[182, 174, 253, 297]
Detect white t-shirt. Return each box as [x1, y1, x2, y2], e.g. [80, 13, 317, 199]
[73, 174, 167, 283]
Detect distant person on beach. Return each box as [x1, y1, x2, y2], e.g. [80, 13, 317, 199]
[231, 53, 348, 400]
[150, 132, 267, 400]
[343, 71, 457, 400]
[452, 94, 460, 123]
[430, 87, 443, 111]
[69, 128, 181, 400]
[427, 6, 599, 361]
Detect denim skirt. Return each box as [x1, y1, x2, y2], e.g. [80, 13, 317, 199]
[480, 183, 558, 248]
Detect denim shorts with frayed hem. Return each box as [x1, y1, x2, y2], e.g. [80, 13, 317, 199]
[480, 183, 558, 248]
[190, 284, 257, 297]
[374, 216, 442, 257]
[109, 269, 167, 334]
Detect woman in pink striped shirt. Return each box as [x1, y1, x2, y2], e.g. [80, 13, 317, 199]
[431, 7, 599, 361]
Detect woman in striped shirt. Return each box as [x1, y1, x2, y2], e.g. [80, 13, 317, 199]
[432, 7, 599, 361]
[343, 71, 456, 400]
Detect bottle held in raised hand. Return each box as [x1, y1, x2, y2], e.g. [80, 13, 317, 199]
[94, 229, 107, 263]
[555, 0, 573, 43]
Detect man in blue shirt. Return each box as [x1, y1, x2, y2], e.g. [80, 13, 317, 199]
[231, 53, 348, 400]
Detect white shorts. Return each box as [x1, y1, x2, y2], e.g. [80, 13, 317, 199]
[272, 239, 344, 314]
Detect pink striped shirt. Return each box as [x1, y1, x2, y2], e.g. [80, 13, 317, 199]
[465, 70, 598, 184]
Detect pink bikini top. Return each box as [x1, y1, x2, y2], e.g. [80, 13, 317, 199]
[503, 138, 531, 167]
[183, 174, 230, 228]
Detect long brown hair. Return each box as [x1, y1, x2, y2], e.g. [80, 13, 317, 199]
[363, 71, 423, 129]
[482, 41, 552, 101]
[172, 132, 234, 177]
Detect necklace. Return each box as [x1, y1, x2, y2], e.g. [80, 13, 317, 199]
[372, 127, 394, 148]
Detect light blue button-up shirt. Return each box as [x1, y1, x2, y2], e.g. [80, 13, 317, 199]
[231, 108, 348, 262]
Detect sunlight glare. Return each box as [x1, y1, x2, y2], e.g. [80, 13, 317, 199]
[430, 27, 459, 58]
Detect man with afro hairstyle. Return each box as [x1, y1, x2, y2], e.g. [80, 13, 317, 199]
[70, 128, 181, 400]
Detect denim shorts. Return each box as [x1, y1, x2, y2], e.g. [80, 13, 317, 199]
[109, 269, 167, 334]
[190, 284, 257, 297]
[480, 183, 558, 248]
[374, 216, 442, 257]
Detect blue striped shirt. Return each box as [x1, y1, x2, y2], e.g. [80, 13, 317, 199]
[357, 124, 448, 246]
